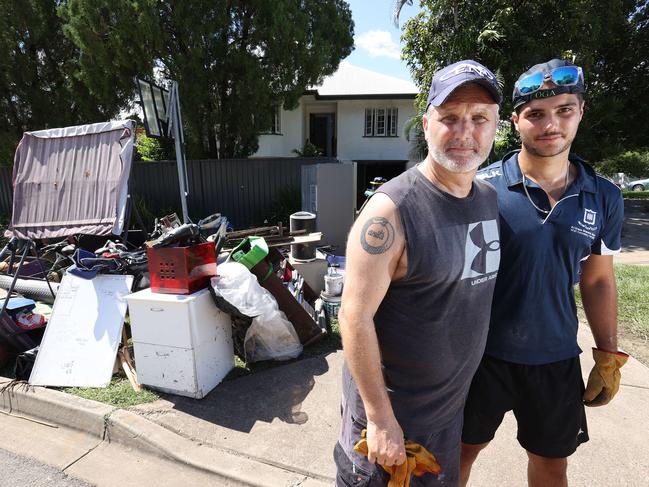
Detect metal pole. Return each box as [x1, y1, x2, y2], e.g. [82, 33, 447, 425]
[169, 82, 191, 224]
[0, 240, 30, 317]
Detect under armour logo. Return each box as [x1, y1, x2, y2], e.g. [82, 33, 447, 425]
[461, 220, 500, 280]
[440, 63, 496, 82]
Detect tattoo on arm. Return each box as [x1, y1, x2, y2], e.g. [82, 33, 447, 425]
[360, 217, 396, 255]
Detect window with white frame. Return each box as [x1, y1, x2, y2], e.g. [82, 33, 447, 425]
[262, 105, 281, 134]
[364, 108, 374, 136]
[364, 107, 398, 137]
[270, 105, 281, 134]
[387, 107, 398, 136]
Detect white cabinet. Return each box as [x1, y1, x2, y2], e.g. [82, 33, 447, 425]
[126, 288, 234, 399]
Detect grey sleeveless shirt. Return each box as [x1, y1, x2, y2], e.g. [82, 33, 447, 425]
[343, 166, 500, 433]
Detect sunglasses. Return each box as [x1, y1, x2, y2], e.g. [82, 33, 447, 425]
[515, 66, 583, 95]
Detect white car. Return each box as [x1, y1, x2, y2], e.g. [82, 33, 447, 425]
[626, 178, 649, 191]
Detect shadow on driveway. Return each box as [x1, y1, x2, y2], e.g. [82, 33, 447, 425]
[156, 355, 331, 433]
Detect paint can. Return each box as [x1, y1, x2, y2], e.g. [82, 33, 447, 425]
[320, 292, 341, 326]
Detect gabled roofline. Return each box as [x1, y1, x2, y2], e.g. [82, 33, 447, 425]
[303, 89, 417, 100]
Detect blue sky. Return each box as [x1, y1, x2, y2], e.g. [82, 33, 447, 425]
[344, 0, 422, 83]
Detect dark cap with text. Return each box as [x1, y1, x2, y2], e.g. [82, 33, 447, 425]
[512, 58, 585, 109]
[427, 60, 502, 108]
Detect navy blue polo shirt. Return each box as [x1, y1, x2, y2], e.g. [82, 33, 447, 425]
[477, 151, 624, 365]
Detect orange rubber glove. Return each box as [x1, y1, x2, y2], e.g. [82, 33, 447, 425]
[583, 348, 629, 407]
[353, 429, 442, 487]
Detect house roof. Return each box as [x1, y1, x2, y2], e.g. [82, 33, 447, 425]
[307, 61, 419, 100]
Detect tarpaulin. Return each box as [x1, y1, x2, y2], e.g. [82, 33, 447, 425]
[7, 120, 135, 239]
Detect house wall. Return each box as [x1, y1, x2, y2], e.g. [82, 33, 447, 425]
[336, 99, 416, 161]
[255, 101, 304, 157]
[254, 96, 417, 161]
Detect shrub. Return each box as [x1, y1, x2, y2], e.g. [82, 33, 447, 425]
[135, 131, 176, 161]
[622, 191, 649, 200]
[493, 123, 519, 162]
[596, 149, 649, 178]
[292, 141, 323, 157]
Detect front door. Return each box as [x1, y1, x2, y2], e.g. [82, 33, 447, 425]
[309, 113, 336, 157]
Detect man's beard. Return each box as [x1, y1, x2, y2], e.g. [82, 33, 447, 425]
[428, 142, 491, 173]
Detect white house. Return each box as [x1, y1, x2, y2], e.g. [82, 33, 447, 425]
[254, 61, 419, 165]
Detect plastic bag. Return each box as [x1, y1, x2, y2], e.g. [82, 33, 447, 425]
[211, 263, 302, 362]
[211, 262, 276, 317]
[244, 309, 302, 362]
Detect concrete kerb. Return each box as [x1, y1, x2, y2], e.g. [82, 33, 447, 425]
[0, 376, 328, 487]
[107, 408, 330, 486]
[0, 377, 113, 439]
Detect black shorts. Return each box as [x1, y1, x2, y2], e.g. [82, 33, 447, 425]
[462, 354, 589, 459]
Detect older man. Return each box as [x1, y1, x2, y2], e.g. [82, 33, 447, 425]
[461, 59, 627, 487]
[334, 60, 502, 487]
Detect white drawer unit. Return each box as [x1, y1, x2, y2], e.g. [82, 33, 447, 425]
[126, 288, 234, 399]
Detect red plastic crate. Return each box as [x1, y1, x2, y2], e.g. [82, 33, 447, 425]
[147, 241, 217, 294]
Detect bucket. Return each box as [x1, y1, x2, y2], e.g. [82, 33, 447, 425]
[290, 211, 316, 261]
[321, 292, 341, 326]
[323, 268, 343, 296]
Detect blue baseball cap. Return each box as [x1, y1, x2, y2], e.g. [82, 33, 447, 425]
[427, 60, 502, 108]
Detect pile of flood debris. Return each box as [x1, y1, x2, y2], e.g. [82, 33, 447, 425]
[0, 211, 344, 399]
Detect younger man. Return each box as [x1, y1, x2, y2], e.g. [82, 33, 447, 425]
[461, 59, 627, 487]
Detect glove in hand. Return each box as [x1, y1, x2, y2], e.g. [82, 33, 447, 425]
[583, 347, 628, 407]
[353, 429, 442, 487]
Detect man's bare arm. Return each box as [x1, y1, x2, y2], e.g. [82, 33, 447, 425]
[580, 254, 618, 351]
[339, 192, 406, 467]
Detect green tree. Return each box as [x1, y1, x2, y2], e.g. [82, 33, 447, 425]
[597, 149, 649, 177]
[0, 0, 108, 164]
[62, 0, 354, 159]
[401, 0, 649, 162]
[135, 129, 176, 161]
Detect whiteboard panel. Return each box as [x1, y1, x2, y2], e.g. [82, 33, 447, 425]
[29, 274, 133, 387]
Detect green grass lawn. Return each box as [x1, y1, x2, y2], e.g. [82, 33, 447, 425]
[576, 264, 649, 341]
[64, 377, 160, 408]
[612, 264, 649, 340]
[622, 190, 649, 200]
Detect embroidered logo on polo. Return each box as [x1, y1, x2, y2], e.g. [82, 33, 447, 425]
[583, 209, 597, 225]
[571, 208, 598, 240]
[461, 219, 500, 285]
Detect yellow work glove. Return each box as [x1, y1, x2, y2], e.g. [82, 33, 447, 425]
[353, 429, 442, 487]
[583, 348, 629, 407]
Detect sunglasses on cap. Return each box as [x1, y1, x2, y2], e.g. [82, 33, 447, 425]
[514, 65, 583, 96]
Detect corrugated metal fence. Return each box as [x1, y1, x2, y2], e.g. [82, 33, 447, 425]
[0, 157, 335, 229]
[0, 167, 11, 217]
